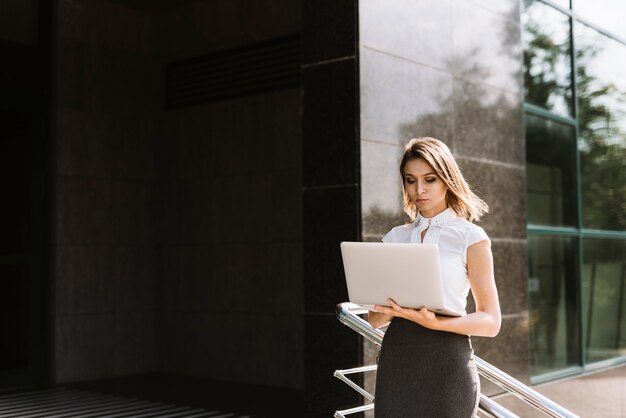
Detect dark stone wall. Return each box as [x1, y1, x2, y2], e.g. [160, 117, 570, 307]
[52, 0, 363, 413]
[53, 0, 160, 382]
[301, 0, 362, 416]
[52, 0, 304, 389]
[151, 0, 303, 389]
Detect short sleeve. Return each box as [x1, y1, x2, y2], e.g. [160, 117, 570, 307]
[381, 224, 413, 243]
[467, 225, 490, 247]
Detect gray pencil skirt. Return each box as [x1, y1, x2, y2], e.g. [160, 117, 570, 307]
[374, 318, 480, 418]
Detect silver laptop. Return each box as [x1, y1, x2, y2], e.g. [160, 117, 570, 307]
[340, 241, 462, 317]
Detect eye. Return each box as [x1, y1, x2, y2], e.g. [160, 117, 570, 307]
[425, 177, 437, 183]
[405, 178, 416, 184]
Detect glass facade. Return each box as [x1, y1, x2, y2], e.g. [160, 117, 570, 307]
[526, 114, 577, 226]
[574, 0, 626, 40]
[523, 0, 573, 117]
[524, 0, 626, 381]
[583, 239, 626, 363]
[528, 235, 580, 376]
[575, 22, 626, 231]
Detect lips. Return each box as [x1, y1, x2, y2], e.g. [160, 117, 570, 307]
[416, 199, 428, 204]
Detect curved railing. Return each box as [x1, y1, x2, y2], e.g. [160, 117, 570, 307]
[334, 302, 581, 418]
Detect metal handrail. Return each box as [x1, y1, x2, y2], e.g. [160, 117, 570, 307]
[333, 364, 516, 418]
[335, 302, 581, 418]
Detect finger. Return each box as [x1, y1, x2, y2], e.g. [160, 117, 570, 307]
[373, 305, 387, 312]
[388, 298, 402, 310]
[373, 305, 390, 314]
[378, 305, 402, 317]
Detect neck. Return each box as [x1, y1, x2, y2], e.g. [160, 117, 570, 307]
[420, 206, 448, 219]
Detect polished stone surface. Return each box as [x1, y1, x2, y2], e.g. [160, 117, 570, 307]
[55, 178, 158, 245]
[359, 0, 453, 71]
[178, 179, 212, 244]
[465, 0, 521, 19]
[54, 313, 116, 382]
[113, 181, 157, 244]
[55, 177, 117, 245]
[301, 2, 361, 410]
[53, 0, 306, 390]
[153, 0, 300, 61]
[452, 79, 524, 165]
[302, 0, 356, 64]
[451, 0, 522, 93]
[270, 170, 303, 242]
[360, 47, 454, 145]
[270, 90, 302, 171]
[209, 174, 273, 243]
[112, 311, 157, 375]
[304, 313, 362, 417]
[160, 311, 304, 388]
[54, 246, 115, 314]
[303, 185, 359, 313]
[54, 0, 160, 386]
[267, 242, 304, 314]
[302, 58, 358, 187]
[490, 240, 528, 315]
[111, 246, 157, 311]
[360, 139, 407, 239]
[456, 158, 526, 239]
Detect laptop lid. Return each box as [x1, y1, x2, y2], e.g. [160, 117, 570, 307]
[340, 241, 462, 317]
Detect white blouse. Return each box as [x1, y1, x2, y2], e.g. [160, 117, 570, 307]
[382, 208, 490, 315]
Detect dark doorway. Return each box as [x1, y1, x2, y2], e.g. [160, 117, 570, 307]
[0, 0, 51, 389]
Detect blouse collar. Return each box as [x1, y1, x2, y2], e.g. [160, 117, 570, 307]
[414, 207, 457, 228]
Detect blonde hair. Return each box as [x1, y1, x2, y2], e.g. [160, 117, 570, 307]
[400, 137, 488, 222]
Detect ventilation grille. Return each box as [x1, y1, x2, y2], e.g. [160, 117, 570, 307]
[166, 34, 301, 108]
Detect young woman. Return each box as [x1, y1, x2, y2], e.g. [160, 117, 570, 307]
[369, 137, 501, 417]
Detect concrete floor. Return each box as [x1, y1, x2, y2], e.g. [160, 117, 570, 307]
[493, 363, 626, 417]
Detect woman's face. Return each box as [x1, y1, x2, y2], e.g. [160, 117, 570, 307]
[403, 158, 448, 218]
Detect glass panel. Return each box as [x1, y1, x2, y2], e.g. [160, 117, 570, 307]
[528, 235, 580, 376]
[523, 0, 574, 116]
[526, 114, 577, 226]
[575, 23, 626, 231]
[574, 1, 626, 40]
[547, 0, 571, 10]
[583, 238, 626, 363]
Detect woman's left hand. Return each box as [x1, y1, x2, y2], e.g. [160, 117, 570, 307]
[373, 298, 441, 330]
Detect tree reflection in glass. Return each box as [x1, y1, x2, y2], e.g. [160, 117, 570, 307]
[575, 23, 626, 231]
[523, 0, 574, 117]
[528, 235, 580, 376]
[583, 238, 626, 364]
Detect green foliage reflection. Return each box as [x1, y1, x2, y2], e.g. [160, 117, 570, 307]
[576, 26, 626, 230]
